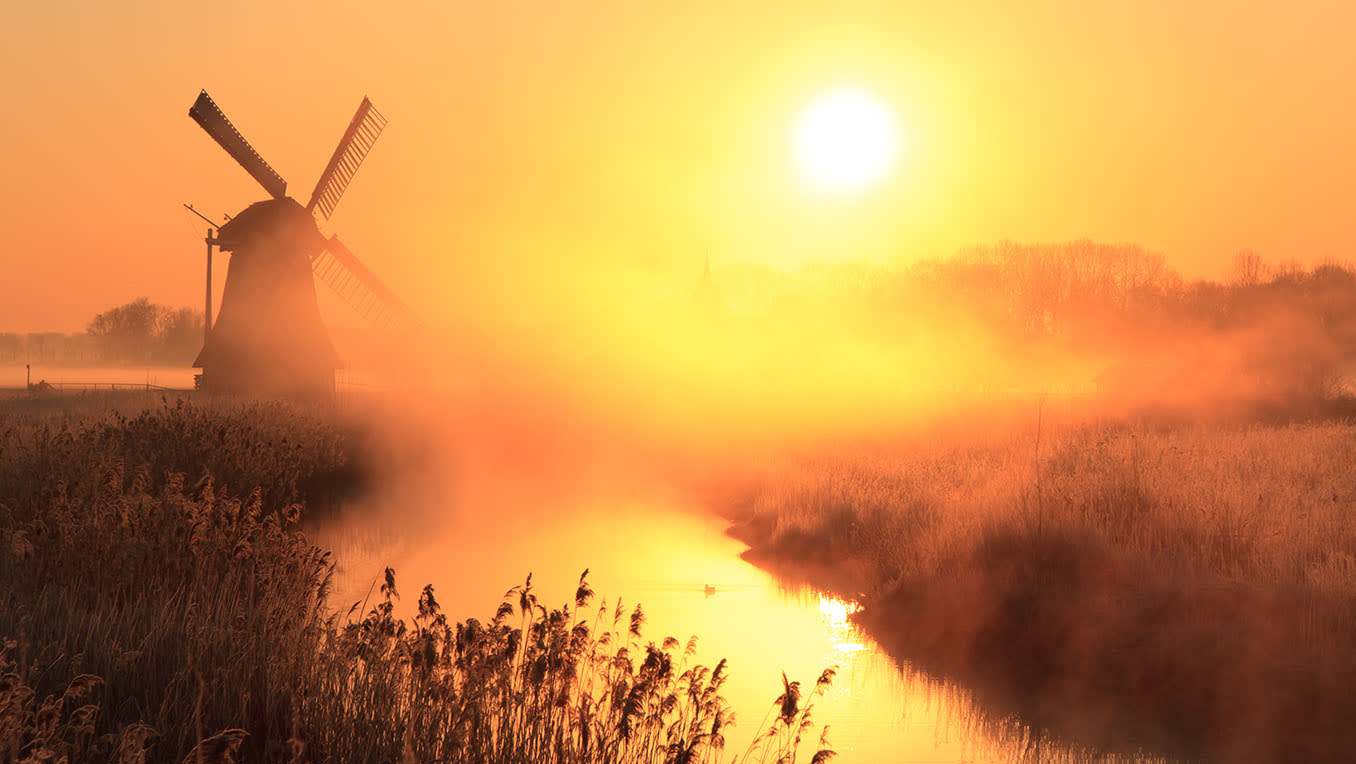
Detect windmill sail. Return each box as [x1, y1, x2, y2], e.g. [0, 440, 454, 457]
[306, 98, 388, 220]
[189, 91, 288, 200]
[310, 235, 418, 330]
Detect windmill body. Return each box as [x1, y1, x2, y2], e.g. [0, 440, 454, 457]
[187, 90, 416, 397]
[195, 199, 337, 395]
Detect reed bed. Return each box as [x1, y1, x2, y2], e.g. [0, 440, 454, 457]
[729, 420, 1356, 762]
[0, 401, 832, 763]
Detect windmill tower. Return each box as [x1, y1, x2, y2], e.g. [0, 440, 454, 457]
[188, 90, 416, 396]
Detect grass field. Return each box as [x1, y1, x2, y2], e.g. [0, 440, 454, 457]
[726, 418, 1356, 762]
[0, 399, 832, 764]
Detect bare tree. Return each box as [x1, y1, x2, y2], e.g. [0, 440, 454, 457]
[86, 298, 202, 363]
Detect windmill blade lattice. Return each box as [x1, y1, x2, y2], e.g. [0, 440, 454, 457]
[306, 98, 388, 221]
[310, 235, 419, 330]
[188, 91, 288, 199]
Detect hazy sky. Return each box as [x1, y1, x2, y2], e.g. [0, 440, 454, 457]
[1, 0, 1353, 332]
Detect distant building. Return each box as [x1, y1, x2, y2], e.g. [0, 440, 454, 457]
[693, 256, 724, 317]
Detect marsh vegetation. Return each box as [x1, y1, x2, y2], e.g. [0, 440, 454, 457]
[0, 401, 833, 763]
[728, 419, 1356, 762]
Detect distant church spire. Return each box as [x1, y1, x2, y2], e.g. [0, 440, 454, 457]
[693, 252, 721, 315]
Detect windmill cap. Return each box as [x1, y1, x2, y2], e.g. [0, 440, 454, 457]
[216, 198, 324, 252]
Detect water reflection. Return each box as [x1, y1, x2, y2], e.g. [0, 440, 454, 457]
[321, 496, 1088, 763]
[818, 596, 869, 654]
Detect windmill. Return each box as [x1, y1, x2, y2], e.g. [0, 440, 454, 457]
[187, 89, 416, 396]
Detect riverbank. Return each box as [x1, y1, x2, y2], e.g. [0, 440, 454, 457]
[725, 420, 1356, 762]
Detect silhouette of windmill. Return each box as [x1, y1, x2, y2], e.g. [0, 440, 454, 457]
[187, 90, 416, 396]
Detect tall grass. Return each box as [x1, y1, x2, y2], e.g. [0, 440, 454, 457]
[728, 421, 1356, 762]
[0, 397, 356, 518]
[0, 401, 833, 763]
[303, 569, 836, 764]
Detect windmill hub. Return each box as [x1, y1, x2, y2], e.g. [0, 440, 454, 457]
[187, 90, 416, 397]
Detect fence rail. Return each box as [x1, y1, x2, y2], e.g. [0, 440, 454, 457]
[6, 381, 187, 394]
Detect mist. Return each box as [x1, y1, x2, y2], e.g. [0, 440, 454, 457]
[322, 238, 1356, 583]
[337, 241, 1354, 465]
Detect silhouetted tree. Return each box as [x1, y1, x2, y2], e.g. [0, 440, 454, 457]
[158, 307, 205, 362]
[86, 298, 203, 363]
[0, 333, 20, 362]
[1232, 250, 1265, 286]
[88, 298, 159, 362]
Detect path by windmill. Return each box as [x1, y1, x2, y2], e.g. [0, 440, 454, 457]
[187, 90, 418, 396]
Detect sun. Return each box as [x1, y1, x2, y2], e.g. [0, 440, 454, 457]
[792, 87, 900, 193]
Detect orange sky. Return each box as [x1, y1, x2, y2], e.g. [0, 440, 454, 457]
[1, 0, 1353, 333]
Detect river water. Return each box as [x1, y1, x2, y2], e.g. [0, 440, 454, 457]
[0, 365, 382, 391]
[323, 495, 1049, 763]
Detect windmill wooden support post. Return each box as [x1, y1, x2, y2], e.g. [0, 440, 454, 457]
[205, 228, 215, 344]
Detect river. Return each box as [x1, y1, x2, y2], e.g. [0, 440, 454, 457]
[321, 495, 1057, 763]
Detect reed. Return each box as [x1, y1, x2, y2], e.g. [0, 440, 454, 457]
[0, 400, 832, 763]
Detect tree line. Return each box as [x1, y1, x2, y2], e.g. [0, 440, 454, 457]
[704, 241, 1356, 403]
[0, 298, 203, 365]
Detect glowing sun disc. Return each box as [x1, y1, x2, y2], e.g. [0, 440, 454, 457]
[792, 87, 900, 192]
